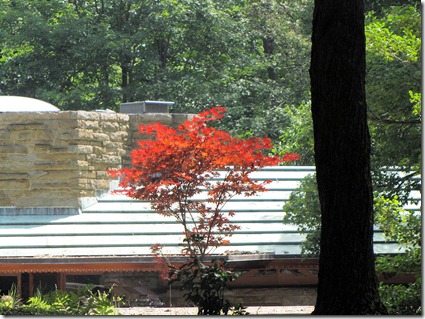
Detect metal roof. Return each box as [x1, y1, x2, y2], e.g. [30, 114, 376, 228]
[0, 166, 420, 260]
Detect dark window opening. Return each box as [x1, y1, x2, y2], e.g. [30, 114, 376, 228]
[21, 273, 30, 300]
[33, 273, 58, 295]
[0, 276, 18, 295]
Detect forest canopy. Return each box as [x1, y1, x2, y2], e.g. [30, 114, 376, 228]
[0, 0, 421, 171]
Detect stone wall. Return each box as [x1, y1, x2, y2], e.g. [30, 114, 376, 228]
[124, 113, 193, 167]
[102, 271, 317, 307]
[0, 111, 192, 207]
[163, 286, 316, 307]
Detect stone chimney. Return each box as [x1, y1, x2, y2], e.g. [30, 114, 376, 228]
[0, 111, 129, 208]
[0, 99, 192, 208]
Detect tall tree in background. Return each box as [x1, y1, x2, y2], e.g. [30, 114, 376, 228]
[0, 0, 312, 141]
[310, 0, 387, 315]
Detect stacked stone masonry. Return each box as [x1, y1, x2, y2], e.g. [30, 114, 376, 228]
[0, 111, 192, 207]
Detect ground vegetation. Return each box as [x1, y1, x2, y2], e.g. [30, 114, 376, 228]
[0, 284, 119, 315]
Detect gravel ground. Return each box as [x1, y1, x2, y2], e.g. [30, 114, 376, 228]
[115, 306, 315, 316]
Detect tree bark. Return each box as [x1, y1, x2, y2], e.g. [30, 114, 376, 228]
[310, 0, 387, 315]
[263, 36, 277, 80]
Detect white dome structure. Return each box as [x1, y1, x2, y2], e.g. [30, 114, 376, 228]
[0, 96, 60, 112]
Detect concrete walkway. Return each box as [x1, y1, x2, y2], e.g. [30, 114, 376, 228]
[116, 306, 315, 316]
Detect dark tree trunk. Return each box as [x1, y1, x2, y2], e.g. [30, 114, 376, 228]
[155, 35, 170, 69]
[309, 0, 387, 315]
[263, 36, 277, 80]
[121, 62, 129, 103]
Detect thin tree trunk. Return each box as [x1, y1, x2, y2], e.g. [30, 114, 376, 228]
[121, 64, 129, 103]
[310, 0, 387, 314]
[263, 36, 277, 80]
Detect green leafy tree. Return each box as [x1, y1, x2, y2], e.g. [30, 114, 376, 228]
[372, 195, 421, 315]
[0, 0, 312, 144]
[271, 101, 315, 165]
[0, 0, 419, 183]
[374, 195, 421, 275]
[283, 175, 421, 314]
[273, 3, 421, 173]
[365, 4, 421, 201]
[282, 174, 319, 255]
[215, 0, 312, 141]
[378, 278, 421, 315]
[0, 0, 122, 109]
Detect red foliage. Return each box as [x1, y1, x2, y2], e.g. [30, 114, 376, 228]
[109, 107, 298, 261]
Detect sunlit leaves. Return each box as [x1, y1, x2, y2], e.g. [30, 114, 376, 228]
[0, 0, 313, 143]
[409, 91, 421, 117]
[365, 4, 421, 174]
[374, 195, 421, 250]
[366, 5, 421, 63]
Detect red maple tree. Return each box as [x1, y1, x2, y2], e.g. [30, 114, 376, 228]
[110, 107, 299, 261]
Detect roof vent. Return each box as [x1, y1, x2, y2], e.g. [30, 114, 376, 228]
[119, 101, 174, 114]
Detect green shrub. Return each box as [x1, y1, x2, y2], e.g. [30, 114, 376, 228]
[374, 195, 422, 315]
[282, 174, 422, 314]
[169, 257, 241, 315]
[0, 284, 21, 315]
[0, 284, 117, 315]
[379, 277, 421, 315]
[282, 174, 320, 256]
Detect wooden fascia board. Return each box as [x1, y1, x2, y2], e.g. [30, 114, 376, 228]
[0, 262, 159, 274]
[0, 257, 320, 274]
